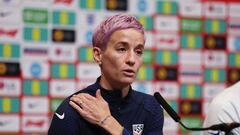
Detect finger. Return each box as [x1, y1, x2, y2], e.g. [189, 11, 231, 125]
[70, 96, 85, 108]
[81, 93, 97, 101]
[69, 101, 85, 114]
[96, 89, 104, 101]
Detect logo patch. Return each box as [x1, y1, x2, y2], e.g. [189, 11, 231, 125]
[132, 124, 144, 135]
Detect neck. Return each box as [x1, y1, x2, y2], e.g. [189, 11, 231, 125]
[100, 77, 130, 98]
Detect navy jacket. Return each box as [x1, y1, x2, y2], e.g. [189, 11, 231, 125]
[48, 78, 164, 135]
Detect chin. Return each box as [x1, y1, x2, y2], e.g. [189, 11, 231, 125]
[120, 76, 135, 84]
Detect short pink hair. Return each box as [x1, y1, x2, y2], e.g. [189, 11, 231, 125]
[92, 14, 145, 49]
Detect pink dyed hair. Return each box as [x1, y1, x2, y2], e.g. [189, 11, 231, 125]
[92, 14, 145, 49]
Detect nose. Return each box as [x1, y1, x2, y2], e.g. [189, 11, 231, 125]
[126, 50, 135, 66]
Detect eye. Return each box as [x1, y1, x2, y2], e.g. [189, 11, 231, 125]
[135, 48, 143, 56]
[117, 48, 126, 52]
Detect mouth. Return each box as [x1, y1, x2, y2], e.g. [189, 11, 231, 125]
[123, 69, 135, 77]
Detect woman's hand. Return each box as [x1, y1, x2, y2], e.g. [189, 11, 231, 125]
[69, 89, 124, 135]
[69, 89, 111, 126]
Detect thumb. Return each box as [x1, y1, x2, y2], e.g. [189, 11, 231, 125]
[96, 89, 104, 101]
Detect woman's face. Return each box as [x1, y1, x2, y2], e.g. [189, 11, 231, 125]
[98, 28, 145, 88]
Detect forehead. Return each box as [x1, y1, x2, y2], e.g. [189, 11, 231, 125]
[108, 28, 145, 44]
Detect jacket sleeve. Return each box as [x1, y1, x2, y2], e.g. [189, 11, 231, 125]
[48, 99, 81, 135]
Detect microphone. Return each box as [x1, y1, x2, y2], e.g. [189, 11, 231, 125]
[154, 92, 240, 133]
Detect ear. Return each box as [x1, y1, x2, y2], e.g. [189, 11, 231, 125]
[93, 47, 102, 65]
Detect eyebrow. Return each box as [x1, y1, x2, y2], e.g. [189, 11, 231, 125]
[116, 41, 144, 48]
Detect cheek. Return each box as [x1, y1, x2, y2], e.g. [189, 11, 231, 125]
[104, 55, 123, 69]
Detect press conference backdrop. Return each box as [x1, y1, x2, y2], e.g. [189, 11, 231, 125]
[0, 0, 240, 134]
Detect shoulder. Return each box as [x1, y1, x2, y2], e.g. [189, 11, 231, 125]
[56, 84, 98, 118]
[211, 82, 240, 108]
[204, 82, 240, 126]
[131, 90, 163, 114]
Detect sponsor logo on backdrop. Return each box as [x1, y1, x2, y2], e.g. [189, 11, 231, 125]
[0, 115, 19, 132]
[203, 83, 225, 99]
[137, 0, 147, 12]
[136, 15, 153, 30]
[0, 7, 21, 24]
[22, 0, 50, 5]
[229, 4, 240, 17]
[23, 8, 48, 24]
[179, 50, 202, 66]
[79, 0, 103, 10]
[77, 63, 100, 80]
[0, 62, 20, 77]
[50, 79, 76, 97]
[180, 100, 202, 115]
[228, 18, 240, 35]
[84, 30, 93, 44]
[22, 116, 48, 132]
[156, 1, 177, 15]
[227, 69, 240, 85]
[137, 65, 153, 80]
[0, 78, 20, 96]
[204, 51, 227, 68]
[0, 0, 20, 5]
[144, 32, 153, 48]
[154, 82, 179, 99]
[21, 61, 49, 79]
[179, 2, 202, 17]
[24, 27, 48, 42]
[155, 33, 179, 50]
[155, 66, 178, 81]
[52, 10, 75, 26]
[0, 28, 17, 37]
[78, 47, 94, 62]
[228, 36, 240, 52]
[181, 18, 202, 33]
[132, 81, 153, 94]
[22, 46, 49, 60]
[22, 97, 49, 114]
[179, 66, 203, 84]
[180, 84, 202, 99]
[78, 28, 94, 45]
[50, 45, 77, 62]
[0, 97, 19, 113]
[205, 68, 226, 83]
[204, 2, 226, 18]
[51, 63, 76, 79]
[51, 98, 63, 112]
[154, 16, 179, 32]
[129, 0, 155, 14]
[54, 0, 73, 5]
[181, 117, 202, 131]
[229, 53, 240, 68]
[181, 34, 202, 49]
[106, 0, 127, 11]
[155, 50, 177, 65]
[0, 26, 20, 41]
[78, 13, 101, 28]
[204, 35, 226, 50]
[52, 28, 75, 43]
[142, 49, 153, 64]
[205, 19, 226, 34]
[0, 42, 20, 59]
[23, 80, 48, 96]
[203, 100, 211, 115]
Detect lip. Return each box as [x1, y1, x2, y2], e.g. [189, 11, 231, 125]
[123, 69, 135, 77]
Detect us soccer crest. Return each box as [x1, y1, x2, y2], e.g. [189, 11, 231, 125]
[132, 124, 144, 135]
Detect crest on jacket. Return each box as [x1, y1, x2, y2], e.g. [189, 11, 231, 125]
[132, 124, 144, 135]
